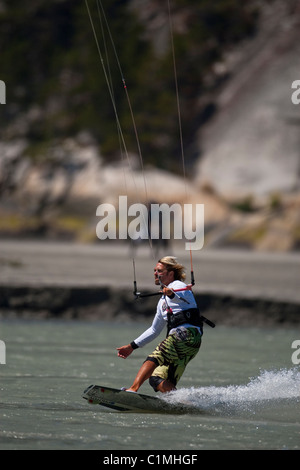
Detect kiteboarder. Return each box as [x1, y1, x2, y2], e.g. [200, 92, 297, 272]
[117, 256, 203, 393]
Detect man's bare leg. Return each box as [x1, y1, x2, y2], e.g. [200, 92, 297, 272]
[126, 360, 156, 392]
[156, 380, 176, 393]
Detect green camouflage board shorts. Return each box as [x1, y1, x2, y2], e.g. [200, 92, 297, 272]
[147, 326, 202, 387]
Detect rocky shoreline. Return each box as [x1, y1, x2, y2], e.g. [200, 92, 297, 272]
[0, 284, 298, 327]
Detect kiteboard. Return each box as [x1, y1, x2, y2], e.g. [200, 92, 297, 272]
[82, 384, 194, 414]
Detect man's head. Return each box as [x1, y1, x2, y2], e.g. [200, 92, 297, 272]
[154, 256, 186, 286]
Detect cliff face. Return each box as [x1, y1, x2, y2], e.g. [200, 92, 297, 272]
[194, 1, 300, 201]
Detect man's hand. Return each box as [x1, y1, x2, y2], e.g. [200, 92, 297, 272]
[162, 287, 175, 298]
[116, 344, 133, 359]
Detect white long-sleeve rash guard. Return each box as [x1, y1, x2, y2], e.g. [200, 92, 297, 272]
[133, 280, 199, 348]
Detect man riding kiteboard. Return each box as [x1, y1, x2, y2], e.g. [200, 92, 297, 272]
[117, 256, 203, 393]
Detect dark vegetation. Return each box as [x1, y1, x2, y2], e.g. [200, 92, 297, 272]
[0, 0, 260, 172]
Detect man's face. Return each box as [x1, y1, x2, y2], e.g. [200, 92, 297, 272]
[154, 262, 174, 286]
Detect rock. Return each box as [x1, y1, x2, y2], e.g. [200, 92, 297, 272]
[194, 3, 300, 202]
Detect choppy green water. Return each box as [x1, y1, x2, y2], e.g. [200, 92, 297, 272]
[0, 319, 299, 451]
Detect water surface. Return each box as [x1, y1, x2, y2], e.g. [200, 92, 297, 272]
[0, 319, 299, 450]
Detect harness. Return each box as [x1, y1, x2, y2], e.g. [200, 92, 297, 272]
[167, 308, 203, 335]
